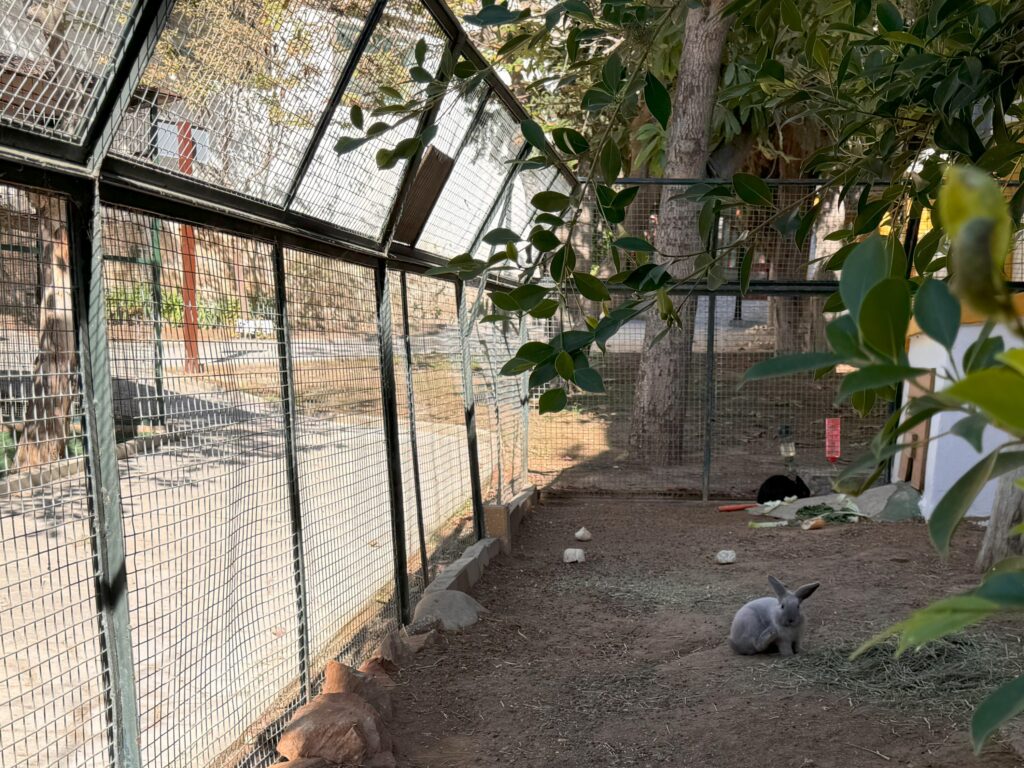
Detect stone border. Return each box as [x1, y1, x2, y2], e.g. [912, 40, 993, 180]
[483, 485, 539, 555]
[424, 537, 502, 595]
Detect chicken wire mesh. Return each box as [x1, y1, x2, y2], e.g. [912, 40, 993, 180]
[0, 0, 139, 142]
[0, 184, 112, 767]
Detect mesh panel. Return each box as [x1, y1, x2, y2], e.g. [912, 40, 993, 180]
[0, 186, 111, 766]
[709, 294, 889, 497]
[111, 0, 377, 204]
[102, 207, 300, 767]
[391, 272, 473, 600]
[291, 1, 447, 237]
[417, 96, 523, 257]
[283, 249, 398, 675]
[471, 166, 558, 263]
[464, 280, 527, 504]
[0, 0, 139, 142]
[527, 294, 709, 497]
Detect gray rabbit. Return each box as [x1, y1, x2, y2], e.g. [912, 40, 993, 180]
[728, 576, 819, 656]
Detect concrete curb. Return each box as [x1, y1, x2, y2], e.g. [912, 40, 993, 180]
[484, 485, 539, 554]
[424, 537, 502, 595]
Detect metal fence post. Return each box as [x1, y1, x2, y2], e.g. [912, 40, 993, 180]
[272, 240, 311, 701]
[702, 294, 717, 502]
[70, 183, 143, 768]
[148, 219, 165, 426]
[702, 211, 721, 502]
[455, 281, 486, 540]
[374, 264, 411, 624]
[398, 272, 430, 588]
[519, 317, 530, 494]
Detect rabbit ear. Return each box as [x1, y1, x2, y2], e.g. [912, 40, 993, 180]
[794, 582, 820, 601]
[768, 575, 788, 598]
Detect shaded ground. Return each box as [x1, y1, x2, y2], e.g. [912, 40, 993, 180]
[393, 499, 1024, 767]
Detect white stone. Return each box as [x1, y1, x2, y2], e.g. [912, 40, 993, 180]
[412, 590, 486, 631]
[563, 548, 586, 563]
[574, 527, 592, 541]
[715, 549, 737, 564]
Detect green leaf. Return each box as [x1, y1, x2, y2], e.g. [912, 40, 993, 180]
[414, 38, 427, 66]
[528, 299, 559, 319]
[500, 357, 535, 376]
[574, 366, 605, 393]
[945, 368, 1024, 435]
[483, 228, 521, 246]
[838, 365, 926, 401]
[552, 128, 589, 155]
[601, 53, 624, 92]
[529, 362, 556, 389]
[858, 278, 911, 361]
[555, 351, 574, 379]
[851, 389, 877, 416]
[998, 349, 1024, 377]
[538, 387, 567, 414]
[350, 105, 364, 130]
[465, 4, 525, 27]
[573, 272, 610, 301]
[643, 72, 671, 130]
[972, 676, 1024, 753]
[599, 141, 621, 182]
[532, 191, 572, 212]
[877, 0, 903, 30]
[335, 136, 368, 154]
[530, 229, 561, 252]
[758, 58, 785, 81]
[521, 119, 546, 149]
[839, 235, 888, 326]
[515, 341, 555, 363]
[914, 279, 961, 352]
[550, 244, 576, 282]
[780, 0, 801, 29]
[581, 87, 615, 111]
[613, 236, 655, 252]
[964, 331, 1005, 374]
[733, 173, 773, 206]
[950, 413, 988, 452]
[929, 450, 1024, 556]
[509, 285, 549, 312]
[741, 352, 839, 385]
[739, 249, 754, 295]
[409, 66, 434, 84]
[826, 315, 862, 359]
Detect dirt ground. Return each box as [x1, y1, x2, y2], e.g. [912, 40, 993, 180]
[392, 498, 1024, 768]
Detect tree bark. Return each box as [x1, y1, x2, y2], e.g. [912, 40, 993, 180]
[628, 1, 732, 462]
[16, 194, 77, 470]
[977, 465, 1024, 572]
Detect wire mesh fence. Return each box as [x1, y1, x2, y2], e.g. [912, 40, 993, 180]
[526, 180, 895, 499]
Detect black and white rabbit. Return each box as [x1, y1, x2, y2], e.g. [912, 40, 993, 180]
[756, 474, 811, 504]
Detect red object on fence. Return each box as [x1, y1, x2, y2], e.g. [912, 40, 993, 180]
[825, 418, 841, 464]
[177, 121, 202, 374]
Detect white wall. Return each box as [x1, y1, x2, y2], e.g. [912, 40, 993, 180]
[903, 323, 1021, 519]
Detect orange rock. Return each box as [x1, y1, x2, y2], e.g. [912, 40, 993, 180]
[322, 661, 393, 720]
[277, 693, 393, 764]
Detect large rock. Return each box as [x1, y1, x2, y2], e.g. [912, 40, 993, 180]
[412, 589, 487, 631]
[277, 693, 393, 765]
[322, 661, 393, 720]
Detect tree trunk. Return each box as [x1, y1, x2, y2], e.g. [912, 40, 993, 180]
[16, 194, 77, 470]
[628, 1, 732, 462]
[977, 465, 1024, 572]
